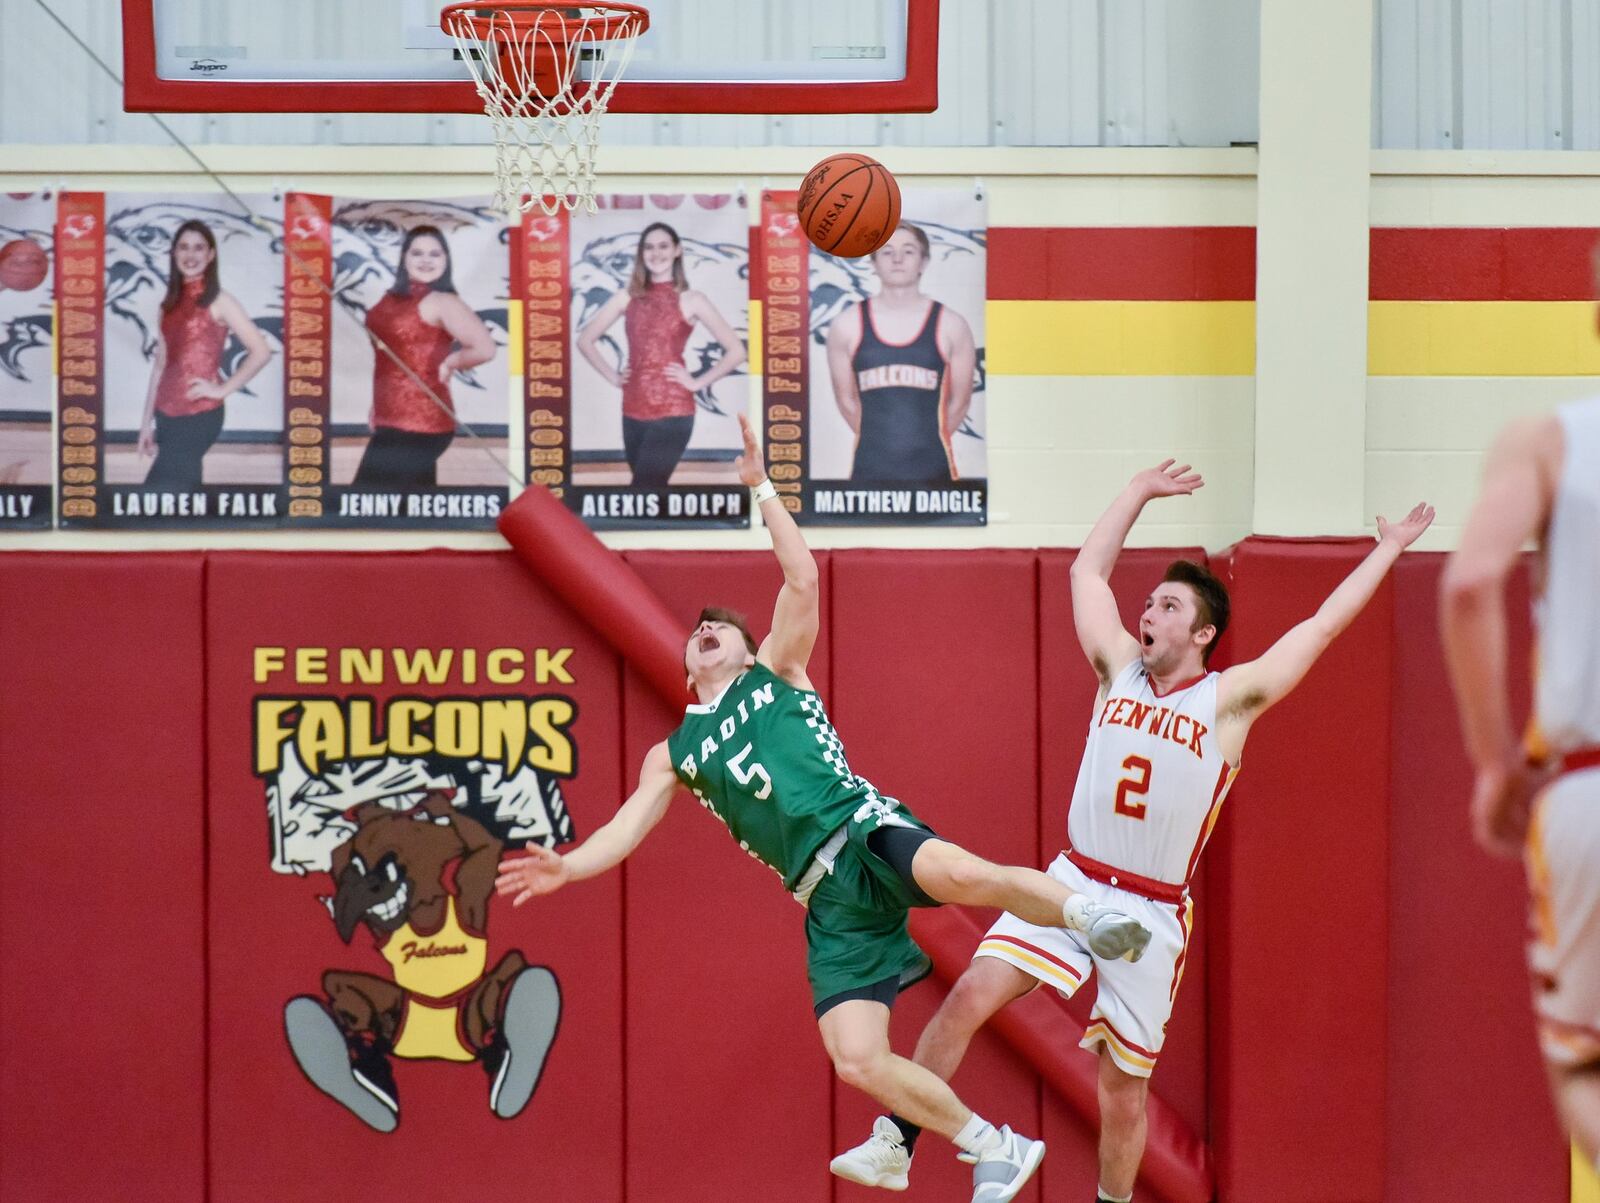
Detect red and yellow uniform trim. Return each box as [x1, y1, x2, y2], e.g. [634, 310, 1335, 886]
[976, 933, 1086, 996]
[1082, 1015, 1160, 1076]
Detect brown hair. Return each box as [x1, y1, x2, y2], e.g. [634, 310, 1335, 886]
[628, 222, 689, 298]
[161, 220, 220, 313]
[875, 221, 930, 260]
[1162, 560, 1230, 664]
[390, 225, 458, 296]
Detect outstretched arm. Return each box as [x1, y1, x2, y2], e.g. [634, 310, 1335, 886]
[1071, 460, 1204, 686]
[1440, 415, 1561, 855]
[493, 740, 678, 905]
[738, 413, 819, 686]
[1216, 503, 1435, 757]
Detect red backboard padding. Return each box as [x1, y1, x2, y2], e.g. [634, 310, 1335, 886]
[618, 551, 837, 1203]
[0, 554, 207, 1203]
[202, 552, 626, 1202]
[1383, 554, 1567, 1199]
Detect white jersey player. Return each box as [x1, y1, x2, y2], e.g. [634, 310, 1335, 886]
[833, 460, 1433, 1203]
[1443, 396, 1600, 1170]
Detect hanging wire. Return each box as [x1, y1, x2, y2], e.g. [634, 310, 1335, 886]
[30, 0, 529, 491]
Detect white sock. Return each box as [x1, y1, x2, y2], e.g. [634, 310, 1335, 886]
[1063, 894, 1095, 931]
[1098, 1189, 1132, 1203]
[952, 1112, 1002, 1156]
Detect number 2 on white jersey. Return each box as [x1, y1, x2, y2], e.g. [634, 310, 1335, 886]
[1115, 755, 1152, 820]
[728, 742, 773, 799]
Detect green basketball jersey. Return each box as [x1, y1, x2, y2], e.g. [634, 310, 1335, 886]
[667, 662, 880, 892]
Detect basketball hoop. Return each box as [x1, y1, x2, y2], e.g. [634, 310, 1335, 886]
[440, 2, 650, 217]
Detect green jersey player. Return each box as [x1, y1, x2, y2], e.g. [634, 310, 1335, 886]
[495, 414, 1151, 1203]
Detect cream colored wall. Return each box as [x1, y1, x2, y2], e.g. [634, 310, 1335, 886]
[1370, 153, 1600, 549]
[4, 144, 1599, 554]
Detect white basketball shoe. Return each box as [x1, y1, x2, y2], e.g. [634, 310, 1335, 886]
[1066, 896, 1153, 962]
[970, 1124, 1046, 1202]
[830, 1115, 913, 1191]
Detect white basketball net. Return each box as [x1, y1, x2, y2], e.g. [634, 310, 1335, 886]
[442, 4, 647, 217]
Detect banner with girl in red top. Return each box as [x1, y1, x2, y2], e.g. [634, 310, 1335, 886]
[563, 194, 750, 530]
[0, 191, 54, 528]
[317, 196, 510, 529]
[61, 192, 283, 528]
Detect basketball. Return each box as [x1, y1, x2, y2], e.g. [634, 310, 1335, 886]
[0, 238, 48, 292]
[797, 153, 901, 258]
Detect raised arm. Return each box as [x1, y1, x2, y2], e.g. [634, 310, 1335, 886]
[1440, 415, 1561, 855]
[827, 308, 863, 435]
[1216, 503, 1435, 759]
[735, 413, 819, 686]
[1071, 460, 1204, 686]
[493, 740, 679, 905]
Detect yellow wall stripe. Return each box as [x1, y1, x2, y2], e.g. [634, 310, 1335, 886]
[987, 301, 1256, 376]
[749, 300, 763, 376]
[508, 299, 524, 377]
[535, 298, 1600, 381]
[1369, 301, 1600, 376]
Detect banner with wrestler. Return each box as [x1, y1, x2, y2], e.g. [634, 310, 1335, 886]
[0, 191, 54, 528]
[557, 193, 752, 530]
[57, 192, 284, 529]
[762, 187, 988, 527]
[300, 194, 511, 529]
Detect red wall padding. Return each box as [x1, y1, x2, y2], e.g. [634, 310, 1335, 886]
[0, 554, 207, 1203]
[0, 544, 1572, 1202]
[1208, 539, 1394, 1202]
[830, 549, 1055, 1201]
[1384, 555, 1567, 1199]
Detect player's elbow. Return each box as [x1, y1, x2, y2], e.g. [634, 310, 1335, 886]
[1069, 558, 1106, 585]
[785, 565, 819, 594]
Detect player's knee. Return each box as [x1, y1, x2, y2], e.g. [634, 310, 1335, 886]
[829, 1044, 889, 1094]
[945, 963, 1021, 1027]
[1098, 1061, 1149, 1129]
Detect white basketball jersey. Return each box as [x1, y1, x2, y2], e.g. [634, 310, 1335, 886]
[1065, 659, 1238, 886]
[1534, 397, 1600, 754]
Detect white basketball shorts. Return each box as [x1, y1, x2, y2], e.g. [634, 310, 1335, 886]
[974, 852, 1192, 1079]
[1526, 763, 1600, 1069]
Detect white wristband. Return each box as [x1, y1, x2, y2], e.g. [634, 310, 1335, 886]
[752, 478, 777, 504]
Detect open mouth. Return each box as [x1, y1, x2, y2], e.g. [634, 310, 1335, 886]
[698, 633, 719, 653]
[1142, 633, 1155, 648]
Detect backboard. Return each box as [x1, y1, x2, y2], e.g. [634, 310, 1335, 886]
[121, 0, 938, 114]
